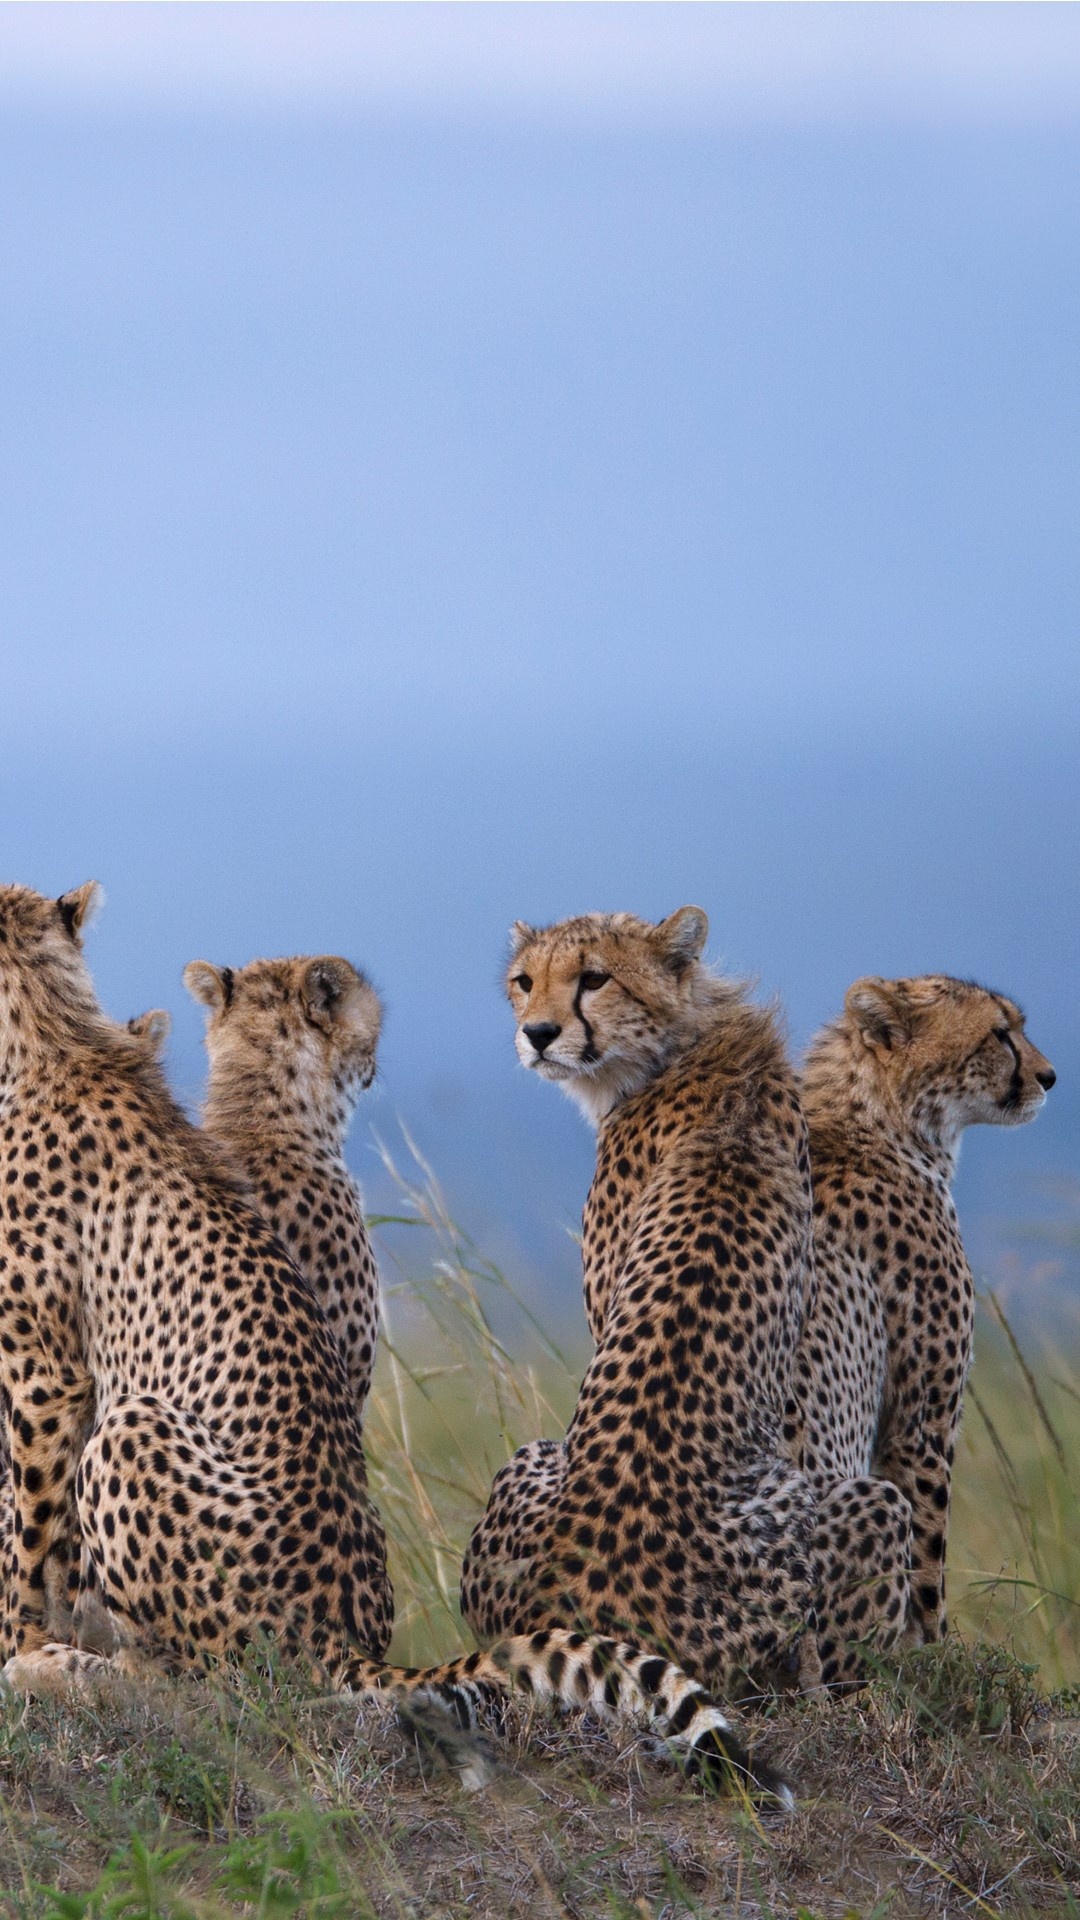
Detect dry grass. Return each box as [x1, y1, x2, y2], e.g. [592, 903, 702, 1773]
[2, 1642, 1076, 1919]
[2, 1145, 1078, 1919]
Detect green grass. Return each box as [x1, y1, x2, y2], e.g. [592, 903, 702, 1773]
[369, 1148, 1080, 1689]
[950, 1296, 1080, 1689]
[2, 1149, 1078, 1918]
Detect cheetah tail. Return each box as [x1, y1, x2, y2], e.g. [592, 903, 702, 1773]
[392, 1693, 499, 1794]
[338, 1628, 794, 1809]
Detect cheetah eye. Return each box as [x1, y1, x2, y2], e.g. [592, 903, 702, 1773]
[513, 973, 533, 994]
[579, 971, 610, 993]
[993, 1028, 1012, 1044]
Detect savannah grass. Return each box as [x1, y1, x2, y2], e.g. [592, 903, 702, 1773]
[1, 1143, 1077, 1918]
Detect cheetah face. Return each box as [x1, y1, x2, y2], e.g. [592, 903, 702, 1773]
[185, 955, 382, 1118]
[956, 1009, 1056, 1128]
[845, 975, 1055, 1141]
[506, 907, 709, 1124]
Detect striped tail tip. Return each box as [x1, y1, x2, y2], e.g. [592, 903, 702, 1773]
[684, 1719, 795, 1810]
[395, 1696, 497, 1794]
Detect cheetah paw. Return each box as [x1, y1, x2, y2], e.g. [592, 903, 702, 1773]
[3, 1642, 108, 1697]
[107, 1645, 162, 1684]
[796, 1634, 827, 1697]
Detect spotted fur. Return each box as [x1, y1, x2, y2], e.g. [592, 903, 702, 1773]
[185, 955, 382, 1413]
[462, 909, 817, 1695]
[0, 886, 789, 1801]
[0, 1005, 174, 1650]
[785, 974, 1055, 1682]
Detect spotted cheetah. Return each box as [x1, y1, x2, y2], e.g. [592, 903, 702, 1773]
[0, 1006, 173, 1651]
[462, 908, 818, 1692]
[785, 975, 1055, 1680]
[184, 956, 381, 1414]
[0, 884, 789, 1800]
[85, 967, 380, 1657]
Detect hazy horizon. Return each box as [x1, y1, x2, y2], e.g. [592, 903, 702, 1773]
[4, 7, 1078, 1330]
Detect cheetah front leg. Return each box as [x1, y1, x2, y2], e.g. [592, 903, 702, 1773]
[0, 1467, 77, 1651]
[460, 1438, 565, 1641]
[809, 1476, 912, 1691]
[698, 1462, 819, 1690]
[875, 1436, 952, 1644]
[3, 1370, 95, 1666]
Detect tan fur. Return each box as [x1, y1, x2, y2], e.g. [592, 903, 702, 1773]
[127, 1009, 171, 1054]
[185, 956, 382, 1410]
[463, 908, 817, 1698]
[0, 886, 789, 1801]
[504, 906, 737, 1127]
[786, 974, 1055, 1676]
[0, 998, 175, 1649]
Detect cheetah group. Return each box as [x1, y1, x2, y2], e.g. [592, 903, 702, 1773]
[0, 882, 1055, 1806]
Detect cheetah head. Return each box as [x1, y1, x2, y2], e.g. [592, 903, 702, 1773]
[506, 907, 717, 1124]
[0, 881, 105, 1067]
[184, 955, 382, 1122]
[844, 975, 1055, 1143]
[0, 880, 102, 953]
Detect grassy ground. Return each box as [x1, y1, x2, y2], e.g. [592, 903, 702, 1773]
[1, 1157, 1077, 1918]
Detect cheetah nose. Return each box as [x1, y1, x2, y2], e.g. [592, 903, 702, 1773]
[523, 1022, 561, 1056]
[1036, 1066, 1056, 1091]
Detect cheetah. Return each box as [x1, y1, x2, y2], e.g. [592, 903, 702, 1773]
[785, 975, 1055, 1682]
[184, 956, 381, 1414]
[0, 1006, 173, 1651]
[461, 908, 818, 1693]
[0, 884, 790, 1801]
[85, 969, 379, 1657]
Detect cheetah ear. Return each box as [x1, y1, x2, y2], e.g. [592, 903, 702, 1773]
[653, 906, 709, 976]
[127, 1009, 171, 1056]
[56, 881, 103, 945]
[183, 962, 234, 1015]
[509, 920, 536, 956]
[845, 978, 912, 1052]
[302, 958, 357, 1032]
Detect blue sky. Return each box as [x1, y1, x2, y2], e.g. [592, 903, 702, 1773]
[2, 6, 1078, 1325]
